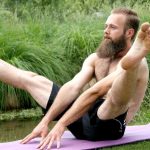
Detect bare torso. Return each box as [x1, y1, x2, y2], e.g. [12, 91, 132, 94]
[92, 53, 148, 101]
[94, 53, 121, 98]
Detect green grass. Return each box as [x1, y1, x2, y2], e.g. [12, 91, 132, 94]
[0, 107, 43, 121]
[0, 0, 149, 126]
[0, 5, 108, 110]
[0, 7, 79, 110]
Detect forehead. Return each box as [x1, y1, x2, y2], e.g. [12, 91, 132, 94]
[105, 13, 126, 27]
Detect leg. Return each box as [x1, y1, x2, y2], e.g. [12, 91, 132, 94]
[97, 23, 150, 119]
[0, 59, 53, 108]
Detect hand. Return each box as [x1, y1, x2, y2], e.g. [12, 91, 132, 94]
[21, 121, 49, 144]
[37, 122, 65, 150]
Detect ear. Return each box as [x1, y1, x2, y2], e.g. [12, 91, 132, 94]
[125, 28, 135, 39]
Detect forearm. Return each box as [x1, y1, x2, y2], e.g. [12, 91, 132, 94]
[57, 71, 117, 126]
[58, 83, 109, 127]
[41, 82, 80, 125]
[58, 90, 98, 126]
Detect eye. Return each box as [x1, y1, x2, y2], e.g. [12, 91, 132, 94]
[110, 25, 117, 29]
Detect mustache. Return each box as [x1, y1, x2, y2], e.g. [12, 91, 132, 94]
[103, 35, 112, 40]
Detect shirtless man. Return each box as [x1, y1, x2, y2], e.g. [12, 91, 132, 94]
[0, 8, 149, 149]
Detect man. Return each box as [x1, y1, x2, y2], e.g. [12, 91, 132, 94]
[0, 8, 149, 149]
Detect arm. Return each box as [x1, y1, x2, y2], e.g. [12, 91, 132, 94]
[21, 53, 96, 144]
[69, 61, 148, 125]
[36, 69, 119, 149]
[37, 59, 128, 149]
[58, 70, 118, 126]
[126, 59, 149, 124]
[41, 53, 96, 125]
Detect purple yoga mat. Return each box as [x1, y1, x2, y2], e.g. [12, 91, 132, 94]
[0, 124, 150, 150]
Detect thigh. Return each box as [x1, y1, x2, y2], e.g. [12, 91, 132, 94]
[0, 59, 54, 108]
[97, 90, 129, 120]
[83, 101, 127, 141]
[22, 71, 53, 109]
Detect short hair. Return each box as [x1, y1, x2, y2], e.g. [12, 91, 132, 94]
[111, 8, 140, 40]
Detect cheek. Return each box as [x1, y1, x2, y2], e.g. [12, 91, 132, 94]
[111, 31, 120, 38]
[112, 32, 124, 42]
[111, 35, 120, 42]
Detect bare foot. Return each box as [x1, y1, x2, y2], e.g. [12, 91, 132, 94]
[135, 22, 150, 51]
[121, 22, 150, 70]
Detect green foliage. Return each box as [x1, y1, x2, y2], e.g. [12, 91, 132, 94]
[0, 107, 42, 121]
[61, 16, 105, 65]
[0, 0, 149, 114]
[0, 8, 77, 110]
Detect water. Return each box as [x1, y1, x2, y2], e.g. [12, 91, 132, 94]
[0, 119, 55, 142]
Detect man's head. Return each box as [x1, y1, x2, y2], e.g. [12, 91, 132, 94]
[97, 8, 140, 58]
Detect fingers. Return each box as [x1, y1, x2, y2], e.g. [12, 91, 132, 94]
[56, 137, 61, 149]
[47, 136, 55, 150]
[37, 135, 61, 150]
[21, 133, 36, 144]
[47, 138, 61, 150]
[37, 136, 54, 150]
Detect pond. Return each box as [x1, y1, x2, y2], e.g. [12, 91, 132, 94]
[0, 119, 55, 142]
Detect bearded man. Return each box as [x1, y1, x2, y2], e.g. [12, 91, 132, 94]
[0, 8, 149, 149]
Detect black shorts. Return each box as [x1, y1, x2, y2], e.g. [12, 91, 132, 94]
[44, 83, 127, 141]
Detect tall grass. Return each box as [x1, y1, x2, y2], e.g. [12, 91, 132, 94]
[0, 0, 149, 114]
[0, 8, 78, 110]
[61, 14, 106, 65]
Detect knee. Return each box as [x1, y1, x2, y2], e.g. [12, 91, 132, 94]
[108, 88, 129, 106]
[97, 96, 128, 120]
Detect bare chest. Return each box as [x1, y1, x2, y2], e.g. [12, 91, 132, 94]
[95, 59, 120, 81]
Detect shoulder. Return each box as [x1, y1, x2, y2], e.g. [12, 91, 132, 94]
[83, 53, 99, 65]
[84, 53, 109, 63]
[85, 53, 99, 60]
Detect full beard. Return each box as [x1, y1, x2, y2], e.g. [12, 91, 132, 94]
[96, 35, 127, 58]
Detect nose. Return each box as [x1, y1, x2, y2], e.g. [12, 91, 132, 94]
[104, 26, 110, 35]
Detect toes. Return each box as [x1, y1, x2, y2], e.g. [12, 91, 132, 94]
[137, 22, 150, 40]
[147, 28, 150, 37]
[141, 22, 150, 32]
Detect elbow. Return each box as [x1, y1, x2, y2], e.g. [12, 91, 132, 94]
[91, 85, 109, 97]
[87, 87, 102, 98]
[66, 81, 82, 94]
